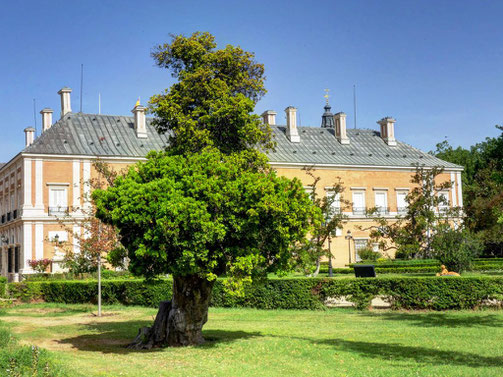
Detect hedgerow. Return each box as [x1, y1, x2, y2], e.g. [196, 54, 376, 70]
[6, 276, 503, 310]
[0, 277, 6, 297]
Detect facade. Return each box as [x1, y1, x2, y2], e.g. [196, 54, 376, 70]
[0, 88, 463, 280]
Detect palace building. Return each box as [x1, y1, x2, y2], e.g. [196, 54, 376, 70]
[0, 88, 463, 280]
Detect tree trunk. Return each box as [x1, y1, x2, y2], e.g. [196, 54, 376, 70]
[128, 275, 214, 349]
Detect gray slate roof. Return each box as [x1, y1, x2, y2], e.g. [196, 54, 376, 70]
[23, 113, 169, 157]
[270, 126, 461, 169]
[22, 112, 462, 169]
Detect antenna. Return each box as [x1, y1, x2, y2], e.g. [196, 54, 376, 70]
[353, 84, 357, 129]
[80, 64, 84, 113]
[33, 99, 37, 136]
[98, 93, 101, 114]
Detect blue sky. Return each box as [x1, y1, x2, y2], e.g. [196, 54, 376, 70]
[1, 0, 502, 162]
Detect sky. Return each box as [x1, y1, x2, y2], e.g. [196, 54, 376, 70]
[1, 0, 502, 163]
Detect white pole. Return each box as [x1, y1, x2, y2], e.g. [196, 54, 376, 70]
[98, 224, 102, 317]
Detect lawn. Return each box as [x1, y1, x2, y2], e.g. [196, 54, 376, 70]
[1, 304, 503, 377]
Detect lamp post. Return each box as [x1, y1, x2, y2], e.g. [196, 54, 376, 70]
[328, 235, 333, 277]
[345, 230, 353, 264]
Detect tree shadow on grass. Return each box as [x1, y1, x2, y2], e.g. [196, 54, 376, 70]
[56, 319, 262, 354]
[316, 338, 503, 368]
[360, 312, 503, 328]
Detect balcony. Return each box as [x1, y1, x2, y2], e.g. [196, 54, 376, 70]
[48, 206, 69, 216]
[352, 207, 367, 216]
[375, 207, 390, 216]
[397, 207, 408, 215]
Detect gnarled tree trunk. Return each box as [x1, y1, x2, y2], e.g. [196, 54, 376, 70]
[128, 274, 215, 349]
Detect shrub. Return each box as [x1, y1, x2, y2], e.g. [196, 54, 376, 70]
[431, 229, 483, 272]
[356, 247, 381, 261]
[27, 259, 52, 273]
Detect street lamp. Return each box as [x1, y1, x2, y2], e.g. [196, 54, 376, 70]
[345, 230, 353, 264]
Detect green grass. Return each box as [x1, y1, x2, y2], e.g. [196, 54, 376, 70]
[1, 304, 503, 376]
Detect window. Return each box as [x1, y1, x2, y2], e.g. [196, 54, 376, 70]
[326, 190, 341, 216]
[374, 191, 388, 215]
[49, 187, 68, 216]
[438, 191, 449, 213]
[352, 191, 366, 215]
[396, 191, 408, 214]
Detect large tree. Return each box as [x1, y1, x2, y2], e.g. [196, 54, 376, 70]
[93, 32, 318, 348]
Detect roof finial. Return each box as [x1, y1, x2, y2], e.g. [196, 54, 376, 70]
[135, 97, 141, 107]
[324, 88, 330, 105]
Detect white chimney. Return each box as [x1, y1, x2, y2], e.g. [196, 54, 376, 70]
[261, 110, 277, 125]
[334, 112, 350, 145]
[40, 108, 54, 132]
[132, 104, 147, 138]
[24, 127, 35, 147]
[57, 87, 72, 118]
[285, 106, 300, 143]
[377, 117, 397, 146]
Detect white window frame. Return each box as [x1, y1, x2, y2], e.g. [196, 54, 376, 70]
[47, 183, 69, 216]
[395, 188, 409, 215]
[373, 190, 388, 215]
[351, 190, 366, 216]
[438, 190, 450, 213]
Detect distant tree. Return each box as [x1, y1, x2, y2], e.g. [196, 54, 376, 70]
[293, 167, 347, 276]
[432, 126, 503, 255]
[364, 165, 460, 259]
[93, 32, 317, 349]
[54, 161, 123, 275]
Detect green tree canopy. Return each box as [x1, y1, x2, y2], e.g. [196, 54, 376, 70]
[94, 148, 314, 285]
[149, 32, 273, 155]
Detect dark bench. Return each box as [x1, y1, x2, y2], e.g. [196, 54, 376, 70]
[354, 264, 376, 278]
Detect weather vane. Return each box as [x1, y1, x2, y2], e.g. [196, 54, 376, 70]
[324, 89, 330, 105]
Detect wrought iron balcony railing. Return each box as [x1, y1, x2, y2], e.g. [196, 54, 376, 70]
[48, 207, 69, 216]
[352, 207, 367, 216]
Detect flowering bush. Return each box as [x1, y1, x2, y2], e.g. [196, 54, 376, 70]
[27, 259, 52, 273]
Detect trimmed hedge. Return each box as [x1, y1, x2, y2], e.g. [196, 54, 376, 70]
[319, 266, 441, 274]
[7, 276, 503, 310]
[0, 277, 6, 297]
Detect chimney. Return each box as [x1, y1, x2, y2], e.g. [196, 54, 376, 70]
[40, 108, 54, 132]
[334, 112, 350, 144]
[261, 110, 277, 125]
[285, 106, 300, 143]
[24, 127, 35, 147]
[377, 117, 397, 146]
[57, 87, 72, 118]
[131, 103, 147, 138]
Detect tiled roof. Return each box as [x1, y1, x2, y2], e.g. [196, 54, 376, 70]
[21, 112, 462, 169]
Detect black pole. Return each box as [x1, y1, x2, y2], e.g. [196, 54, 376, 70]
[328, 236, 333, 277]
